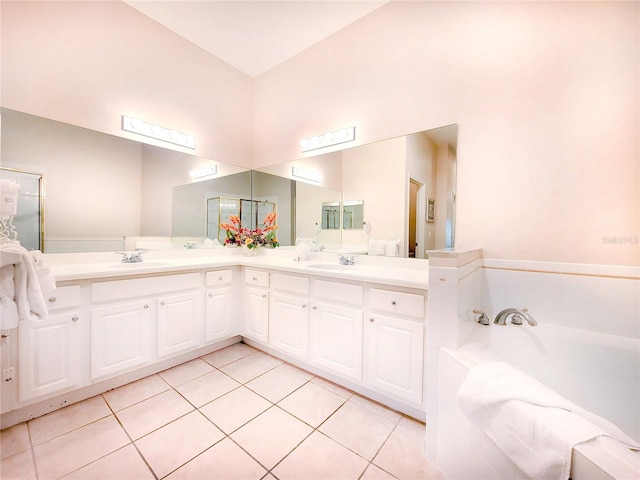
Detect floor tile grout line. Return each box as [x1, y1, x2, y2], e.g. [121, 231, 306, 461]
[25, 420, 41, 480]
[103, 395, 160, 480]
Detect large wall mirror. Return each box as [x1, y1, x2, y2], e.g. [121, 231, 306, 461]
[1, 108, 250, 253]
[254, 125, 457, 258]
[2, 108, 457, 258]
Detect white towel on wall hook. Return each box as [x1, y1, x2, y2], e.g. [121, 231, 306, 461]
[385, 240, 400, 257]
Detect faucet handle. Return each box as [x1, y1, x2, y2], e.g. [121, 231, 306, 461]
[473, 310, 490, 325]
[115, 252, 129, 262]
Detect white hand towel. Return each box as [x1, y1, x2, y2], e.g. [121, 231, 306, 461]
[1, 244, 49, 321]
[0, 265, 18, 329]
[384, 240, 399, 257]
[30, 250, 56, 292]
[458, 362, 639, 480]
[367, 240, 376, 256]
[368, 239, 385, 256]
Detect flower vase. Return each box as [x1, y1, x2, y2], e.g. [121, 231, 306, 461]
[242, 244, 255, 256]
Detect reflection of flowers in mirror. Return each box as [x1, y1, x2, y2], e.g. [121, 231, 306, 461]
[220, 213, 279, 249]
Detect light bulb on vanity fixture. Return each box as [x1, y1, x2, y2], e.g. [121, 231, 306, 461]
[122, 115, 196, 149]
[189, 164, 217, 180]
[292, 167, 321, 183]
[300, 126, 355, 152]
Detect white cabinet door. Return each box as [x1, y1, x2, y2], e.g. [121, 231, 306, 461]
[244, 286, 269, 343]
[365, 313, 424, 404]
[157, 291, 201, 358]
[18, 312, 80, 402]
[205, 286, 232, 342]
[310, 302, 363, 381]
[269, 293, 309, 359]
[90, 300, 153, 380]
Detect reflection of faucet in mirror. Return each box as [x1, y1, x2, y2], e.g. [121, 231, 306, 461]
[116, 250, 147, 263]
[338, 255, 356, 266]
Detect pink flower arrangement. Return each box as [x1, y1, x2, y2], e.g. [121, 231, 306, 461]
[220, 212, 279, 249]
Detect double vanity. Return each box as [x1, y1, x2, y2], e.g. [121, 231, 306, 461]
[0, 250, 429, 428]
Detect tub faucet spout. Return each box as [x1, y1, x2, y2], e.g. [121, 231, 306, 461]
[494, 308, 537, 326]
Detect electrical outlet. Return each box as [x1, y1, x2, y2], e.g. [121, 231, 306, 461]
[3, 367, 15, 382]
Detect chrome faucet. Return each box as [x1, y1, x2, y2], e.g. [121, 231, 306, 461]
[494, 308, 537, 326]
[116, 250, 147, 263]
[338, 255, 355, 266]
[473, 310, 491, 325]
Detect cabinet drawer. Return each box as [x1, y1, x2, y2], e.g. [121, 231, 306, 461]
[370, 289, 425, 318]
[206, 269, 233, 287]
[45, 285, 81, 311]
[92, 273, 200, 303]
[245, 269, 269, 288]
[272, 273, 309, 296]
[313, 280, 363, 307]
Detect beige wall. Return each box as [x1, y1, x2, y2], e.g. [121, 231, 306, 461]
[1, 0, 253, 169]
[254, 1, 639, 265]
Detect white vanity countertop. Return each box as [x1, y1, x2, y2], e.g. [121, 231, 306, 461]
[48, 251, 429, 289]
[245, 256, 429, 290]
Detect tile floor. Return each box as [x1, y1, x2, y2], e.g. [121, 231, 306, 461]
[0, 343, 444, 480]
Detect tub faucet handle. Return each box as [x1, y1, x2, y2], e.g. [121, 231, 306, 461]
[473, 310, 490, 326]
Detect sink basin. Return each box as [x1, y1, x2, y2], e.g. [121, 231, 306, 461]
[109, 261, 171, 268]
[307, 264, 354, 271]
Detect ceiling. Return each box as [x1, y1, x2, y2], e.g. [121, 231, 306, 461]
[124, 0, 389, 78]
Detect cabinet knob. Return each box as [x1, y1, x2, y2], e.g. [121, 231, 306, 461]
[369, 318, 375, 323]
[48, 297, 56, 303]
[302, 304, 307, 308]
[208, 293, 213, 297]
[253, 277, 258, 281]
[312, 306, 317, 310]
[144, 304, 149, 309]
[218, 276, 223, 281]
[262, 294, 267, 298]
[72, 316, 78, 322]
[391, 301, 397, 306]
[160, 301, 166, 306]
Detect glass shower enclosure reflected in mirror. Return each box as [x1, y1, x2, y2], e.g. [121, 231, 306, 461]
[207, 196, 275, 244]
[321, 200, 364, 230]
[0, 167, 44, 251]
[342, 200, 363, 230]
[321, 201, 340, 229]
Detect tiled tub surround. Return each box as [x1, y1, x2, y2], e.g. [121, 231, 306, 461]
[0, 343, 444, 480]
[426, 251, 640, 479]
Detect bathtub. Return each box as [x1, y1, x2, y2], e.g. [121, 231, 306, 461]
[436, 322, 640, 479]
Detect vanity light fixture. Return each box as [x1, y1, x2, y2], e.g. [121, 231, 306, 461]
[122, 115, 196, 149]
[291, 167, 321, 183]
[189, 165, 217, 180]
[300, 126, 355, 152]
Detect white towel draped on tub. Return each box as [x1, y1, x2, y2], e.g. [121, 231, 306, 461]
[0, 244, 55, 329]
[458, 361, 640, 480]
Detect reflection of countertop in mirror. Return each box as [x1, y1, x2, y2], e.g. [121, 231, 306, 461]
[47, 250, 428, 289]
